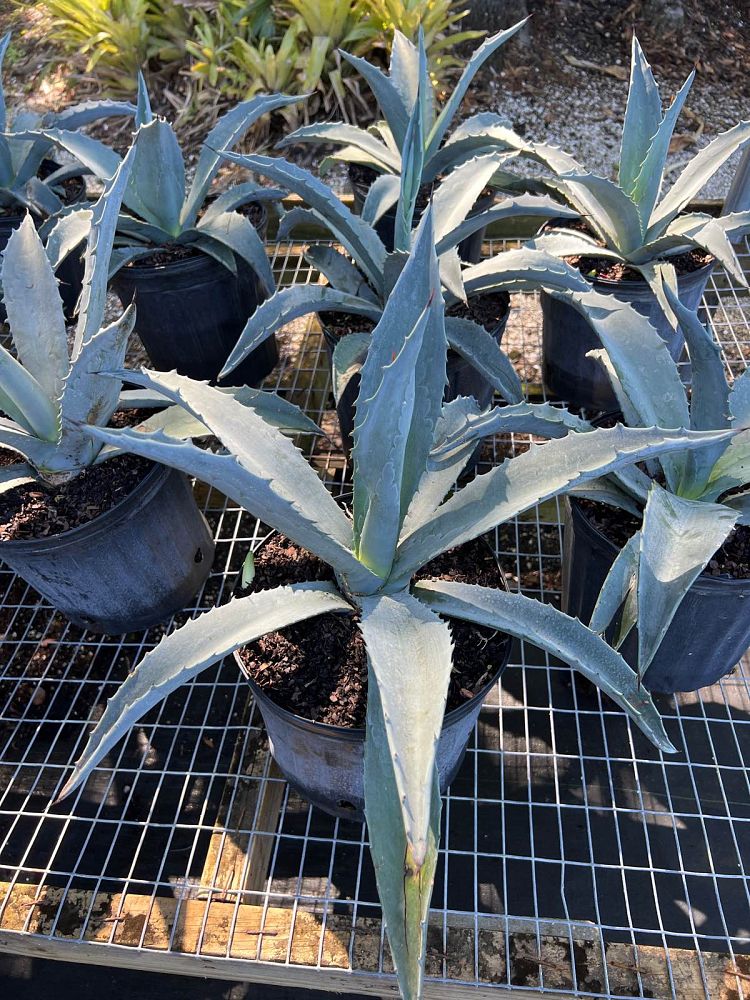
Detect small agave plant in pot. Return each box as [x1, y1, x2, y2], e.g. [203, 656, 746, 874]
[214, 65, 579, 452]
[560, 289, 750, 694]
[275, 20, 529, 259]
[56, 213, 736, 999]
[516, 35, 750, 411]
[0, 137, 215, 635]
[0, 30, 135, 320]
[38, 81, 300, 387]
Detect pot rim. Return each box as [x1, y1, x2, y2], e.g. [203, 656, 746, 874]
[234, 532, 512, 739]
[567, 494, 750, 590]
[119, 201, 268, 274]
[0, 460, 173, 554]
[537, 218, 715, 288]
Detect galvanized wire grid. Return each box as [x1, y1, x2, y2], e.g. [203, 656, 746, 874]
[0, 238, 748, 999]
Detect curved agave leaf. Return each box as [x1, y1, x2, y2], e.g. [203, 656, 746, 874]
[338, 51, 409, 149]
[443, 317, 522, 402]
[0, 418, 57, 467]
[619, 35, 663, 198]
[277, 123, 399, 173]
[277, 206, 321, 239]
[353, 211, 446, 577]
[127, 118, 185, 235]
[44, 207, 92, 271]
[354, 304, 430, 577]
[701, 429, 750, 500]
[74, 136, 138, 354]
[361, 590, 453, 1000]
[43, 99, 136, 132]
[0, 342, 58, 442]
[0, 460, 34, 495]
[663, 288, 730, 497]
[188, 233, 237, 274]
[648, 121, 750, 238]
[527, 230, 620, 262]
[391, 424, 736, 585]
[553, 172, 645, 254]
[85, 369, 379, 593]
[2, 216, 68, 402]
[395, 75, 425, 252]
[303, 245, 377, 301]
[430, 152, 505, 243]
[0, 31, 10, 133]
[589, 528, 641, 638]
[567, 478, 644, 518]
[637, 483, 738, 675]
[220, 285, 381, 379]
[400, 396, 482, 539]
[388, 30, 419, 119]
[729, 368, 750, 427]
[195, 209, 275, 295]
[361, 172, 401, 225]
[220, 151, 387, 292]
[723, 488, 750, 524]
[23, 177, 63, 216]
[630, 70, 694, 226]
[331, 331, 369, 404]
[57, 306, 136, 471]
[58, 582, 350, 802]
[437, 196, 580, 256]
[200, 182, 286, 226]
[640, 215, 746, 288]
[28, 128, 121, 187]
[462, 247, 592, 298]
[414, 580, 675, 753]
[430, 400, 591, 459]
[181, 93, 303, 229]
[108, 246, 157, 278]
[425, 18, 529, 163]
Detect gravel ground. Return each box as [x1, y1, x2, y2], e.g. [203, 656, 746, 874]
[477, 65, 748, 200]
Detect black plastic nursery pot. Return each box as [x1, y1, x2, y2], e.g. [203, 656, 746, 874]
[540, 254, 714, 413]
[233, 540, 512, 820]
[348, 165, 493, 263]
[111, 204, 277, 388]
[321, 294, 511, 456]
[0, 160, 85, 323]
[562, 496, 750, 693]
[0, 464, 214, 635]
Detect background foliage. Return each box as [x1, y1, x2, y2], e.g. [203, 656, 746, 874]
[31, 0, 481, 122]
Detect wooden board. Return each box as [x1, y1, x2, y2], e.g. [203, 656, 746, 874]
[0, 879, 748, 999]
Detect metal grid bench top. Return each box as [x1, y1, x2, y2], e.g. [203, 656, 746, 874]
[0, 239, 749, 1000]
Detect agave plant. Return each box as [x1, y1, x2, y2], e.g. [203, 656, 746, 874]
[29, 80, 301, 290]
[0, 31, 135, 215]
[211, 84, 579, 400]
[0, 138, 139, 491]
[512, 36, 750, 322]
[275, 19, 528, 204]
[56, 213, 736, 1000]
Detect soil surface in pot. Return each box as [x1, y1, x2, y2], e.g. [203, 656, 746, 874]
[548, 218, 712, 282]
[578, 498, 750, 579]
[0, 411, 152, 541]
[237, 534, 510, 728]
[447, 291, 510, 332]
[321, 291, 510, 342]
[126, 242, 203, 268]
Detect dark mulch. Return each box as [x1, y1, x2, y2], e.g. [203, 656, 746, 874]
[448, 291, 510, 331]
[127, 242, 203, 268]
[0, 410, 152, 542]
[578, 498, 750, 579]
[237, 533, 510, 728]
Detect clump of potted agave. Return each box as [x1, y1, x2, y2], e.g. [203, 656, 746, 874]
[559, 289, 750, 693]
[0, 30, 135, 320]
[513, 35, 750, 410]
[0, 136, 215, 634]
[275, 19, 529, 257]
[212, 41, 586, 452]
[56, 213, 737, 1000]
[35, 80, 301, 387]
